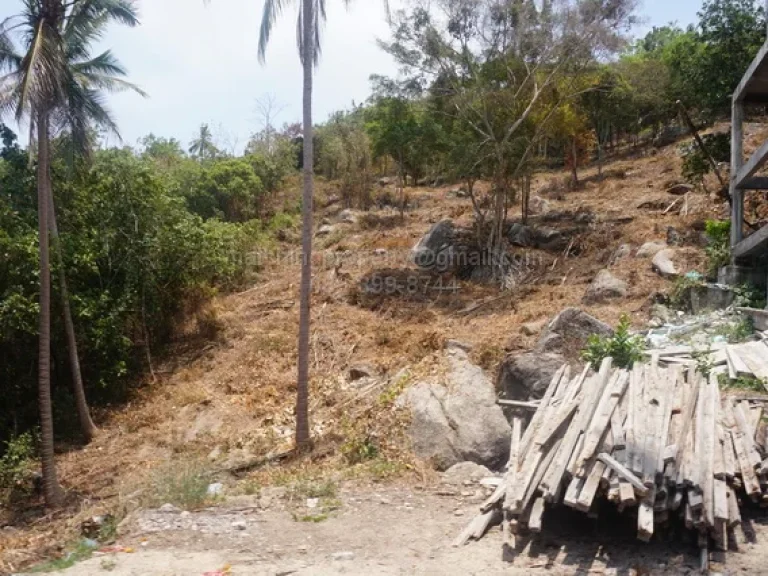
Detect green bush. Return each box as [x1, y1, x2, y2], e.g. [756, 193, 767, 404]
[704, 219, 730, 278]
[0, 431, 37, 500]
[680, 133, 730, 187]
[581, 314, 645, 370]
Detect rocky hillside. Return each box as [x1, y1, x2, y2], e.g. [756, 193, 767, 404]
[0, 128, 743, 570]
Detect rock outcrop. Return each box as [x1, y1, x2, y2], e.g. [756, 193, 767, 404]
[399, 348, 511, 470]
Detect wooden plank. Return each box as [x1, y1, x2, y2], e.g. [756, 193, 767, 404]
[611, 398, 626, 450]
[734, 400, 762, 469]
[520, 365, 567, 459]
[741, 176, 768, 189]
[730, 400, 763, 498]
[656, 366, 679, 475]
[703, 374, 718, 528]
[576, 431, 615, 512]
[563, 476, 584, 509]
[576, 370, 628, 474]
[597, 452, 649, 497]
[731, 99, 745, 248]
[497, 399, 540, 410]
[734, 342, 768, 382]
[727, 486, 742, 528]
[637, 487, 656, 542]
[528, 497, 545, 533]
[726, 345, 753, 378]
[618, 482, 637, 507]
[749, 404, 764, 440]
[714, 477, 729, 523]
[519, 439, 561, 514]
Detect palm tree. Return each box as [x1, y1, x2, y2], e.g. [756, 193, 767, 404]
[0, 0, 141, 507]
[258, 0, 389, 448]
[189, 123, 219, 160]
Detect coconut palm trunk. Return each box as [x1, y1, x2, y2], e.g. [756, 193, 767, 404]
[37, 110, 65, 508]
[295, 0, 314, 448]
[47, 184, 97, 442]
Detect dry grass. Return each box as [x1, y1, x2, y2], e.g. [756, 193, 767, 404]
[2, 126, 746, 572]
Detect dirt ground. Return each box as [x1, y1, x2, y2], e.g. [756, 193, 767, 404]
[30, 485, 768, 575]
[5, 124, 768, 573]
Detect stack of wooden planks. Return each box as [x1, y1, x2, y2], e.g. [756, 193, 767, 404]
[455, 356, 768, 562]
[647, 338, 768, 387]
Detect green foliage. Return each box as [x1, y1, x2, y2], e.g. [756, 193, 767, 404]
[718, 372, 767, 392]
[29, 539, 100, 573]
[681, 133, 730, 187]
[713, 316, 754, 343]
[0, 125, 267, 448]
[581, 315, 646, 370]
[704, 219, 731, 278]
[0, 431, 37, 499]
[733, 284, 767, 309]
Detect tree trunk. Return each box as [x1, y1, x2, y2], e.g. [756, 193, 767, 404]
[47, 185, 97, 442]
[295, 0, 314, 449]
[37, 112, 64, 508]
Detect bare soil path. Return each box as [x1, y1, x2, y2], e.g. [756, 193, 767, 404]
[35, 486, 768, 575]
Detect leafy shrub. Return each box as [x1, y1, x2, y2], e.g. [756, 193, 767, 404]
[0, 431, 36, 498]
[680, 133, 730, 187]
[704, 220, 730, 278]
[733, 283, 766, 309]
[581, 314, 645, 369]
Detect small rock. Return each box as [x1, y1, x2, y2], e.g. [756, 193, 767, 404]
[520, 320, 546, 336]
[583, 270, 628, 304]
[442, 462, 493, 485]
[316, 224, 336, 237]
[348, 362, 377, 381]
[231, 520, 247, 531]
[180, 511, 191, 518]
[330, 551, 356, 561]
[454, 509, 465, 516]
[207, 483, 224, 497]
[339, 209, 358, 224]
[609, 244, 632, 265]
[306, 498, 319, 509]
[666, 183, 694, 196]
[636, 241, 667, 258]
[652, 249, 679, 279]
[373, 248, 388, 256]
[158, 503, 181, 514]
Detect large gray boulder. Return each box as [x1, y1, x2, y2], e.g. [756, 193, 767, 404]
[583, 270, 628, 303]
[400, 348, 511, 470]
[497, 351, 566, 401]
[411, 219, 478, 273]
[536, 308, 613, 358]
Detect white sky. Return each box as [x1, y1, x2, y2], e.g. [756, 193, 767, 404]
[0, 0, 705, 152]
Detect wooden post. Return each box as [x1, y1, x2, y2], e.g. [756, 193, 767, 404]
[731, 100, 744, 251]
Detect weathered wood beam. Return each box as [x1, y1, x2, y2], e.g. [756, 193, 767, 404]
[732, 224, 768, 261]
[731, 101, 744, 249]
[734, 138, 768, 193]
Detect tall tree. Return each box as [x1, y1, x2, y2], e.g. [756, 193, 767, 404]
[189, 123, 219, 160]
[258, 0, 321, 447]
[0, 0, 141, 507]
[257, 0, 390, 448]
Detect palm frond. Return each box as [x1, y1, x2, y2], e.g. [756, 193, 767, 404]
[259, 0, 291, 63]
